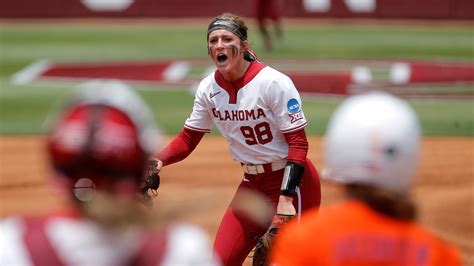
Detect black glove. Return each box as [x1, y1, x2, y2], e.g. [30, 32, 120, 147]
[138, 159, 161, 209]
[252, 214, 295, 266]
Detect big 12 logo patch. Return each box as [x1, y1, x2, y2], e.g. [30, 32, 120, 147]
[287, 98, 304, 123]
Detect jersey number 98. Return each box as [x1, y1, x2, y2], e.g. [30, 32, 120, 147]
[240, 122, 273, 145]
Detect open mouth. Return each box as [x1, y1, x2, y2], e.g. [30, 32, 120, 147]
[217, 54, 228, 63]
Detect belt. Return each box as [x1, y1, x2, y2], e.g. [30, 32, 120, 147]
[241, 159, 287, 175]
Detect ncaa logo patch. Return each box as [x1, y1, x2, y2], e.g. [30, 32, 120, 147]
[287, 98, 304, 123]
[287, 98, 300, 113]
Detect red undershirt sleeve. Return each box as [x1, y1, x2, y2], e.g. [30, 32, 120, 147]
[283, 128, 309, 166]
[157, 127, 205, 166]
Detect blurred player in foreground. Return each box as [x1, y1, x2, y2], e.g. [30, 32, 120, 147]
[270, 92, 462, 265]
[254, 0, 283, 51]
[0, 82, 219, 265]
[151, 13, 321, 265]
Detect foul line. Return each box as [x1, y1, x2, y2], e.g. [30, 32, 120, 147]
[162, 61, 190, 82]
[11, 60, 50, 85]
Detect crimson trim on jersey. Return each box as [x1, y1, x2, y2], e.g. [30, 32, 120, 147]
[23, 216, 65, 266]
[184, 124, 211, 133]
[284, 128, 309, 166]
[281, 122, 307, 134]
[131, 229, 168, 265]
[157, 127, 205, 166]
[214, 61, 266, 104]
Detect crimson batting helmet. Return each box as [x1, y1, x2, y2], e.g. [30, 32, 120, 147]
[47, 81, 159, 201]
[323, 92, 421, 194]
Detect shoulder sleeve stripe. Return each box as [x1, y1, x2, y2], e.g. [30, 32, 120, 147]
[184, 124, 211, 133]
[281, 123, 307, 134]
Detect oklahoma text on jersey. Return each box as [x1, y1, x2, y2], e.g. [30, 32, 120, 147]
[212, 108, 266, 121]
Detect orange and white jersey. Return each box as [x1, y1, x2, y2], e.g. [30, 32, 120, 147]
[185, 62, 307, 164]
[0, 212, 219, 266]
[270, 200, 462, 266]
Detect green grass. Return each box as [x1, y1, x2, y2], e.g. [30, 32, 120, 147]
[408, 99, 473, 136]
[303, 97, 473, 136]
[271, 23, 474, 60]
[0, 20, 473, 136]
[2, 21, 472, 76]
[1, 83, 472, 136]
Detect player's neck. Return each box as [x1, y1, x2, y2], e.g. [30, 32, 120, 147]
[220, 60, 251, 82]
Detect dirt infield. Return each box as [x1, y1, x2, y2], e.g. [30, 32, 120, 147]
[0, 136, 472, 265]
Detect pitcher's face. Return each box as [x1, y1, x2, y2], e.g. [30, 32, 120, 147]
[208, 29, 247, 73]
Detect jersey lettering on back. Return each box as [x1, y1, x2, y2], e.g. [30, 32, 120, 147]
[332, 233, 430, 265]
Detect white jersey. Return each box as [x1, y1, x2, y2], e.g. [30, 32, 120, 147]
[0, 215, 220, 266]
[185, 62, 307, 164]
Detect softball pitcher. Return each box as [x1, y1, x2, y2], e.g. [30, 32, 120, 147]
[153, 13, 321, 265]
